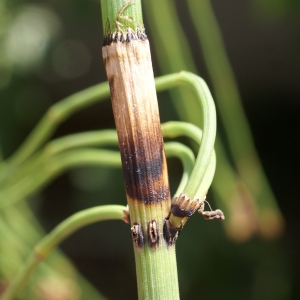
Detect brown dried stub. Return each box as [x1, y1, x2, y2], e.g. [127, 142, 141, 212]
[163, 193, 203, 246]
[131, 223, 144, 248]
[122, 206, 130, 224]
[147, 220, 159, 248]
[170, 193, 203, 227]
[163, 193, 225, 245]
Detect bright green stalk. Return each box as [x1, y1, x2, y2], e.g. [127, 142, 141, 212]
[99, 0, 215, 297]
[1, 205, 126, 300]
[187, 0, 283, 236]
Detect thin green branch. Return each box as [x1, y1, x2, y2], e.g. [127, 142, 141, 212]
[162, 121, 216, 198]
[0, 130, 119, 190]
[44, 130, 118, 156]
[156, 72, 216, 198]
[0, 148, 121, 208]
[1, 205, 126, 300]
[164, 141, 195, 197]
[0, 82, 110, 171]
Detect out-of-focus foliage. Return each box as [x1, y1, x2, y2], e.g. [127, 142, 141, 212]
[0, 3, 61, 88]
[253, 0, 300, 19]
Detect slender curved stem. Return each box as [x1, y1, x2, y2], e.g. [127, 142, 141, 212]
[0, 205, 126, 300]
[162, 121, 216, 199]
[0, 82, 110, 172]
[156, 72, 216, 198]
[164, 142, 195, 197]
[0, 149, 121, 208]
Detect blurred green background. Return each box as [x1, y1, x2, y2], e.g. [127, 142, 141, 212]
[0, 0, 299, 299]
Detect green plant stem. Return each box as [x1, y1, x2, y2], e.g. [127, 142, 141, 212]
[1, 205, 126, 300]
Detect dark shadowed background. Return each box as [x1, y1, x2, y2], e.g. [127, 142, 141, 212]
[0, 0, 299, 299]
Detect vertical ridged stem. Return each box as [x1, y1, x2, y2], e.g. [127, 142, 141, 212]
[101, 1, 179, 299]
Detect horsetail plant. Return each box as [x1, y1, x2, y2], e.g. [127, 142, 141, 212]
[100, 0, 222, 299]
[1, 1, 224, 299]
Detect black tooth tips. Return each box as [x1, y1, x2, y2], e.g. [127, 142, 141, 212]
[103, 29, 148, 46]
